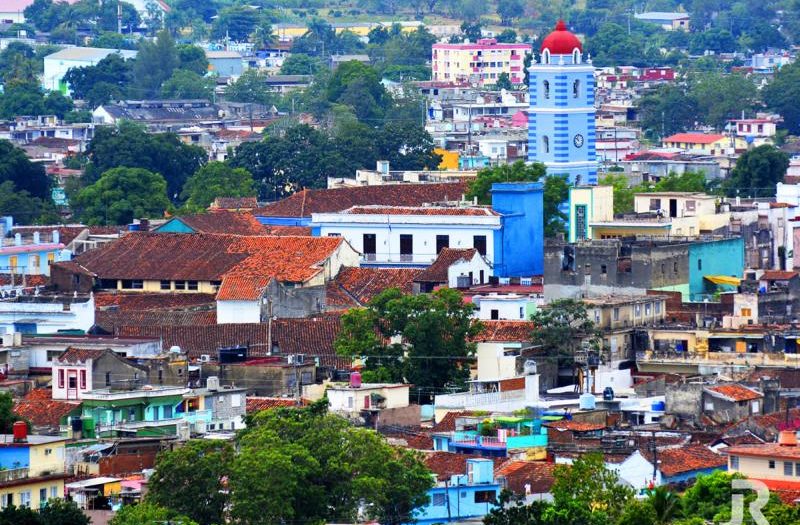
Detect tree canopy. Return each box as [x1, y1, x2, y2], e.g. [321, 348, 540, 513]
[722, 145, 789, 198]
[73, 167, 171, 225]
[181, 161, 256, 211]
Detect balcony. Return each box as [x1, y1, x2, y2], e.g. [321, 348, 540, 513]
[180, 409, 213, 424]
[0, 467, 29, 482]
[359, 252, 438, 266]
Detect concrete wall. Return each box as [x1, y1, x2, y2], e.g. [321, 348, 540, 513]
[265, 280, 327, 319]
[665, 382, 703, 419]
[217, 300, 261, 324]
[688, 237, 744, 301]
[729, 454, 800, 481]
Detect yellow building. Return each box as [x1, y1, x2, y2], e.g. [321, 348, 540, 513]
[432, 38, 531, 86]
[569, 186, 614, 242]
[662, 133, 746, 155]
[434, 148, 460, 170]
[0, 433, 68, 509]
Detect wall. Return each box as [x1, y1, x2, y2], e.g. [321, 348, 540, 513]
[0, 478, 64, 510]
[0, 295, 95, 335]
[569, 186, 613, 243]
[476, 297, 532, 320]
[730, 454, 800, 481]
[0, 446, 30, 469]
[665, 382, 703, 419]
[91, 353, 148, 395]
[217, 300, 261, 324]
[491, 183, 544, 277]
[476, 342, 521, 381]
[29, 442, 65, 476]
[413, 484, 500, 525]
[449, 255, 492, 288]
[609, 450, 659, 493]
[202, 362, 315, 396]
[265, 280, 326, 318]
[688, 237, 745, 301]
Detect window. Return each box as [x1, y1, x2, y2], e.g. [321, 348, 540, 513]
[697, 259, 702, 271]
[655, 301, 662, 314]
[39, 488, 47, 508]
[542, 50, 550, 64]
[0, 493, 11, 509]
[542, 135, 549, 153]
[649, 198, 661, 211]
[8, 256, 17, 274]
[231, 394, 241, 407]
[491, 309, 499, 320]
[796, 463, 800, 476]
[730, 456, 739, 469]
[160, 280, 171, 290]
[741, 308, 752, 317]
[436, 235, 450, 254]
[601, 264, 607, 275]
[79, 370, 86, 389]
[187, 281, 198, 291]
[543, 80, 550, 98]
[105, 371, 111, 386]
[473, 235, 487, 256]
[400, 234, 413, 261]
[645, 303, 651, 316]
[575, 205, 588, 241]
[573, 79, 580, 98]
[785, 461, 794, 476]
[432, 493, 446, 506]
[475, 490, 496, 503]
[634, 304, 641, 316]
[50, 486, 57, 499]
[158, 369, 163, 383]
[673, 261, 678, 273]
[175, 280, 187, 290]
[58, 369, 64, 388]
[99, 279, 117, 289]
[661, 263, 665, 274]
[20, 491, 30, 508]
[121, 280, 143, 290]
[128, 408, 136, 421]
[769, 460, 776, 469]
[613, 308, 620, 321]
[520, 307, 524, 319]
[68, 374, 77, 389]
[163, 405, 173, 419]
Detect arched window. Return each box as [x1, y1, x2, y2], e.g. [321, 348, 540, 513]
[542, 135, 550, 153]
[573, 79, 580, 98]
[573, 49, 580, 64]
[542, 49, 550, 64]
[543, 80, 550, 99]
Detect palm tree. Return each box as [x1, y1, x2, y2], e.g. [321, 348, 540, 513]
[647, 485, 682, 524]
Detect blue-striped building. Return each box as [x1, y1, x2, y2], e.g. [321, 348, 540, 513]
[527, 20, 597, 185]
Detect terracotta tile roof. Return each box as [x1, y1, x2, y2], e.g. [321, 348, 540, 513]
[330, 267, 422, 306]
[648, 445, 726, 477]
[261, 225, 312, 236]
[164, 212, 268, 236]
[0, 274, 48, 287]
[747, 368, 800, 389]
[499, 377, 526, 391]
[716, 432, 765, 446]
[424, 451, 502, 481]
[57, 347, 108, 364]
[216, 275, 273, 301]
[210, 197, 259, 210]
[706, 384, 763, 402]
[415, 248, 479, 284]
[750, 479, 800, 505]
[14, 389, 80, 428]
[271, 317, 349, 368]
[255, 182, 469, 218]
[544, 420, 606, 432]
[12, 225, 124, 246]
[725, 443, 800, 461]
[94, 292, 217, 310]
[95, 309, 217, 333]
[495, 460, 555, 495]
[246, 397, 300, 413]
[760, 270, 798, 281]
[663, 133, 725, 144]
[382, 430, 433, 450]
[471, 320, 534, 342]
[433, 410, 483, 432]
[342, 206, 498, 216]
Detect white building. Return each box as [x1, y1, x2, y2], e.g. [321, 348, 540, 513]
[312, 206, 501, 267]
[0, 294, 94, 336]
[42, 47, 137, 94]
[327, 382, 410, 414]
[473, 294, 540, 320]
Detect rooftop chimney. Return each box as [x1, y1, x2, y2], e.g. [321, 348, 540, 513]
[778, 430, 797, 446]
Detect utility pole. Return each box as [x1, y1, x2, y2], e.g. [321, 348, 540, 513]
[117, 1, 122, 34]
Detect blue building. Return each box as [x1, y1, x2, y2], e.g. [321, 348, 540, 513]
[410, 458, 500, 525]
[0, 217, 71, 277]
[527, 20, 597, 185]
[491, 182, 544, 277]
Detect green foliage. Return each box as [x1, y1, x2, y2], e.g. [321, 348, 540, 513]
[465, 161, 567, 237]
[224, 69, 279, 106]
[90, 32, 136, 50]
[147, 440, 233, 525]
[0, 392, 28, 433]
[38, 499, 90, 525]
[497, 0, 525, 25]
[181, 161, 255, 210]
[637, 84, 699, 140]
[599, 173, 634, 215]
[211, 6, 261, 41]
[616, 499, 658, 525]
[688, 72, 758, 129]
[0, 83, 73, 120]
[335, 288, 481, 397]
[552, 453, 634, 522]
[0, 505, 41, 525]
[85, 121, 207, 200]
[62, 53, 133, 106]
[132, 30, 179, 98]
[763, 61, 800, 134]
[483, 491, 551, 525]
[161, 69, 215, 100]
[681, 471, 744, 521]
[646, 486, 682, 524]
[494, 72, 513, 90]
[177, 45, 210, 75]
[279, 53, 322, 75]
[722, 145, 789, 198]
[0, 181, 60, 225]
[0, 140, 51, 200]
[73, 167, 171, 225]
[530, 298, 602, 358]
[109, 502, 198, 525]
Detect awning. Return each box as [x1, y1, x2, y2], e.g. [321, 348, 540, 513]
[704, 275, 741, 286]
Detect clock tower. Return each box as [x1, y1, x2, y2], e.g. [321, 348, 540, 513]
[527, 20, 597, 185]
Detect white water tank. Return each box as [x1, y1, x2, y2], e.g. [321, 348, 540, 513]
[207, 376, 219, 391]
[579, 392, 596, 410]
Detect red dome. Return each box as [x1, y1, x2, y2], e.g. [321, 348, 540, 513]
[540, 20, 582, 55]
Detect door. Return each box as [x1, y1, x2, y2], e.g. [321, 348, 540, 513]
[669, 199, 678, 218]
[400, 235, 413, 261]
[67, 370, 78, 400]
[363, 234, 376, 260]
[436, 235, 449, 254]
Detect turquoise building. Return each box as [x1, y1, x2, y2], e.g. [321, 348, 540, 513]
[527, 20, 597, 185]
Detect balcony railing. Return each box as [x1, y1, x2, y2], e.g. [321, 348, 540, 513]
[435, 389, 525, 409]
[0, 467, 29, 482]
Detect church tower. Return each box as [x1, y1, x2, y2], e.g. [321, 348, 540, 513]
[527, 20, 597, 185]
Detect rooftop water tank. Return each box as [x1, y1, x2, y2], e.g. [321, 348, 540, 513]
[12, 421, 27, 442]
[350, 370, 362, 389]
[579, 392, 596, 410]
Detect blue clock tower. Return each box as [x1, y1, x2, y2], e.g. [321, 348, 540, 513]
[527, 20, 597, 185]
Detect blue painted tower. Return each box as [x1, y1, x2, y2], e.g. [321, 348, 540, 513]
[527, 20, 597, 185]
[491, 182, 544, 277]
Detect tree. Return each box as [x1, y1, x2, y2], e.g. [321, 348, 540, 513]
[483, 491, 552, 525]
[224, 69, 277, 106]
[722, 145, 789, 198]
[109, 502, 198, 525]
[279, 53, 321, 75]
[177, 44, 209, 75]
[38, 499, 90, 525]
[375, 122, 441, 170]
[0, 181, 59, 225]
[497, 0, 525, 26]
[211, 6, 259, 41]
[181, 162, 255, 210]
[494, 72, 512, 90]
[73, 167, 171, 225]
[0, 140, 51, 199]
[763, 61, 800, 134]
[132, 30, 179, 97]
[326, 61, 386, 122]
[646, 486, 682, 524]
[62, 53, 132, 106]
[616, 500, 658, 525]
[161, 69, 214, 100]
[681, 471, 744, 522]
[688, 72, 758, 129]
[0, 392, 28, 433]
[335, 288, 481, 396]
[147, 440, 233, 525]
[599, 173, 634, 215]
[465, 161, 568, 237]
[85, 121, 207, 200]
[637, 84, 699, 139]
[0, 505, 41, 525]
[496, 29, 518, 43]
[460, 21, 483, 42]
[530, 298, 602, 359]
[551, 453, 634, 523]
[651, 171, 707, 193]
[0, 42, 37, 85]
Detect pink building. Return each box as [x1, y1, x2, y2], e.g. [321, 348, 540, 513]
[432, 38, 531, 86]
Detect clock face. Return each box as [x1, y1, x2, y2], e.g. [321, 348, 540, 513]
[574, 134, 585, 148]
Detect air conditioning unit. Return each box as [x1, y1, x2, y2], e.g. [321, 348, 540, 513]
[199, 354, 211, 363]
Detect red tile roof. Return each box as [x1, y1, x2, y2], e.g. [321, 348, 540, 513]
[216, 275, 272, 301]
[544, 420, 606, 432]
[94, 292, 217, 310]
[471, 320, 534, 342]
[95, 309, 217, 333]
[164, 212, 268, 236]
[750, 479, 800, 505]
[725, 443, 800, 461]
[342, 206, 498, 216]
[433, 410, 483, 432]
[0, 274, 48, 287]
[383, 430, 433, 450]
[261, 225, 312, 236]
[255, 182, 469, 218]
[649, 445, 726, 477]
[246, 397, 300, 413]
[663, 133, 725, 144]
[57, 347, 109, 364]
[760, 270, 799, 281]
[499, 377, 526, 391]
[495, 460, 555, 495]
[415, 248, 479, 284]
[210, 197, 259, 210]
[14, 389, 80, 428]
[706, 384, 763, 402]
[330, 267, 422, 306]
[423, 451, 501, 481]
[271, 317, 348, 368]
